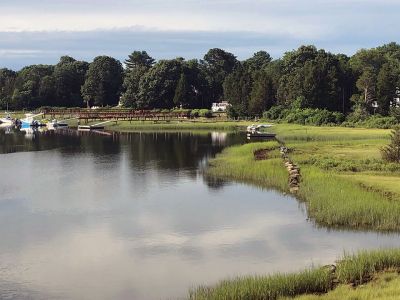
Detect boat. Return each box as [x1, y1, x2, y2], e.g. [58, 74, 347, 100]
[47, 119, 69, 129]
[0, 113, 14, 125]
[78, 125, 105, 131]
[246, 124, 276, 139]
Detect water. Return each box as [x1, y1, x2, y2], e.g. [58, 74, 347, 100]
[1, 127, 400, 300]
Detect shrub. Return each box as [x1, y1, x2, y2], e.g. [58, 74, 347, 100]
[198, 109, 212, 118]
[263, 107, 344, 126]
[190, 109, 200, 118]
[381, 128, 400, 163]
[263, 105, 288, 120]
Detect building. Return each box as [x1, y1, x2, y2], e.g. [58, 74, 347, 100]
[211, 101, 230, 112]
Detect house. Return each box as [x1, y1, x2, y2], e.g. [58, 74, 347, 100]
[211, 101, 230, 112]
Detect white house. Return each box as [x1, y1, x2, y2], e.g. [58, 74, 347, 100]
[211, 101, 230, 112]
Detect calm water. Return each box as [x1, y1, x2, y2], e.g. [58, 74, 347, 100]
[1, 127, 400, 300]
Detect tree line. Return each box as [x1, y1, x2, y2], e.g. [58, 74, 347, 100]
[1, 44, 400, 121]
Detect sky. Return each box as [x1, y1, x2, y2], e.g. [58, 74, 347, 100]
[0, 0, 399, 70]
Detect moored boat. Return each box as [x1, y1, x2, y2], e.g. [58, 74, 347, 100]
[0, 113, 14, 125]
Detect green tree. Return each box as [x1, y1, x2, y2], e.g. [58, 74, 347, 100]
[121, 66, 149, 108]
[277, 45, 347, 111]
[356, 67, 377, 109]
[124, 51, 155, 70]
[138, 59, 183, 108]
[249, 70, 276, 116]
[54, 56, 89, 107]
[0, 68, 17, 109]
[223, 64, 252, 117]
[202, 48, 238, 103]
[121, 52, 154, 108]
[81, 56, 123, 107]
[243, 51, 272, 74]
[38, 75, 56, 106]
[377, 62, 399, 115]
[173, 73, 189, 107]
[12, 65, 54, 109]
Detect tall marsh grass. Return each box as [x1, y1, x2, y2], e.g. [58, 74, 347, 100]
[189, 249, 400, 299]
[298, 167, 400, 231]
[207, 141, 288, 191]
[336, 248, 400, 284]
[189, 267, 332, 300]
[208, 140, 400, 231]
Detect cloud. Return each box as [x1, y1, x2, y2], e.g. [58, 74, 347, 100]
[0, 0, 399, 69]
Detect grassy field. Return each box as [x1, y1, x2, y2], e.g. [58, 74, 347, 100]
[206, 123, 400, 231]
[190, 249, 400, 300]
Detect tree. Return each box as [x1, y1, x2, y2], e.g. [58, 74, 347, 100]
[124, 51, 155, 70]
[173, 73, 189, 107]
[81, 56, 123, 107]
[377, 62, 399, 115]
[277, 45, 348, 111]
[223, 64, 252, 117]
[181, 59, 210, 108]
[202, 48, 238, 103]
[0, 68, 17, 109]
[138, 59, 183, 108]
[12, 65, 54, 109]
[249, 70, 276, 116]
[356, 67, 377, 109]
[120, 66, 149, 108]
[54, 56, 89, 107]
[121, 52, 154, 108]
[381, 128, 400, 163]
[243, 51, 272, 74]
[38, 75, 56, 106]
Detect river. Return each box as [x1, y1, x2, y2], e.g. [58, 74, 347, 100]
[1, 127, 400, 299]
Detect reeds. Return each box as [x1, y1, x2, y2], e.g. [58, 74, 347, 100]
[336, 248, 400, 284]
[189, 249, 400, 299]
[206, 141, 288, 192]
[189, 267, 332, 300]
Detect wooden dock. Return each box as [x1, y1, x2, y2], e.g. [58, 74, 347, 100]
[41, 108, 192, 123]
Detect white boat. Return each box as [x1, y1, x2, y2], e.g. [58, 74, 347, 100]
[47, 119, 69, 129]
[246, 124, 274, 132]
[0, 113, 13, 125]
[246, 124, 276, 139]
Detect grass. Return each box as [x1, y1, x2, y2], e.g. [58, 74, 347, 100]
[207, 124, 400, 231]
[190, 249, 400, 300]
[207, 141, 288, 191]
[336, 249, 400, 284]
[190, 267, 333, 300]
[104, 120, 253, 132]
[288, 272, 400, 300]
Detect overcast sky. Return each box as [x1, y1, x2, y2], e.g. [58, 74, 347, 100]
[1, 0, 399, 70]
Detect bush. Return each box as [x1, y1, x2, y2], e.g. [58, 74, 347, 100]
[344, 115, 398, 129]
[198, 109, 212, 118]
[381, 128, 400, 163]
[190, 109, 200, 118]
[263, 107, 344, 126]
[263, 105, 288, 120]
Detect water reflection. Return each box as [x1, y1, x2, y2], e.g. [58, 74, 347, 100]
[1, 130, 400, 300]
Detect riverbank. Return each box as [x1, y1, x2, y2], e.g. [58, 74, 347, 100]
[207, 124, 400, 231]
[104, 119, 253, 131]
[190, 248, 400, 299]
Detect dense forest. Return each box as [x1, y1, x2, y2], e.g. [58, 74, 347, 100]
[1, 44, 400, 125]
